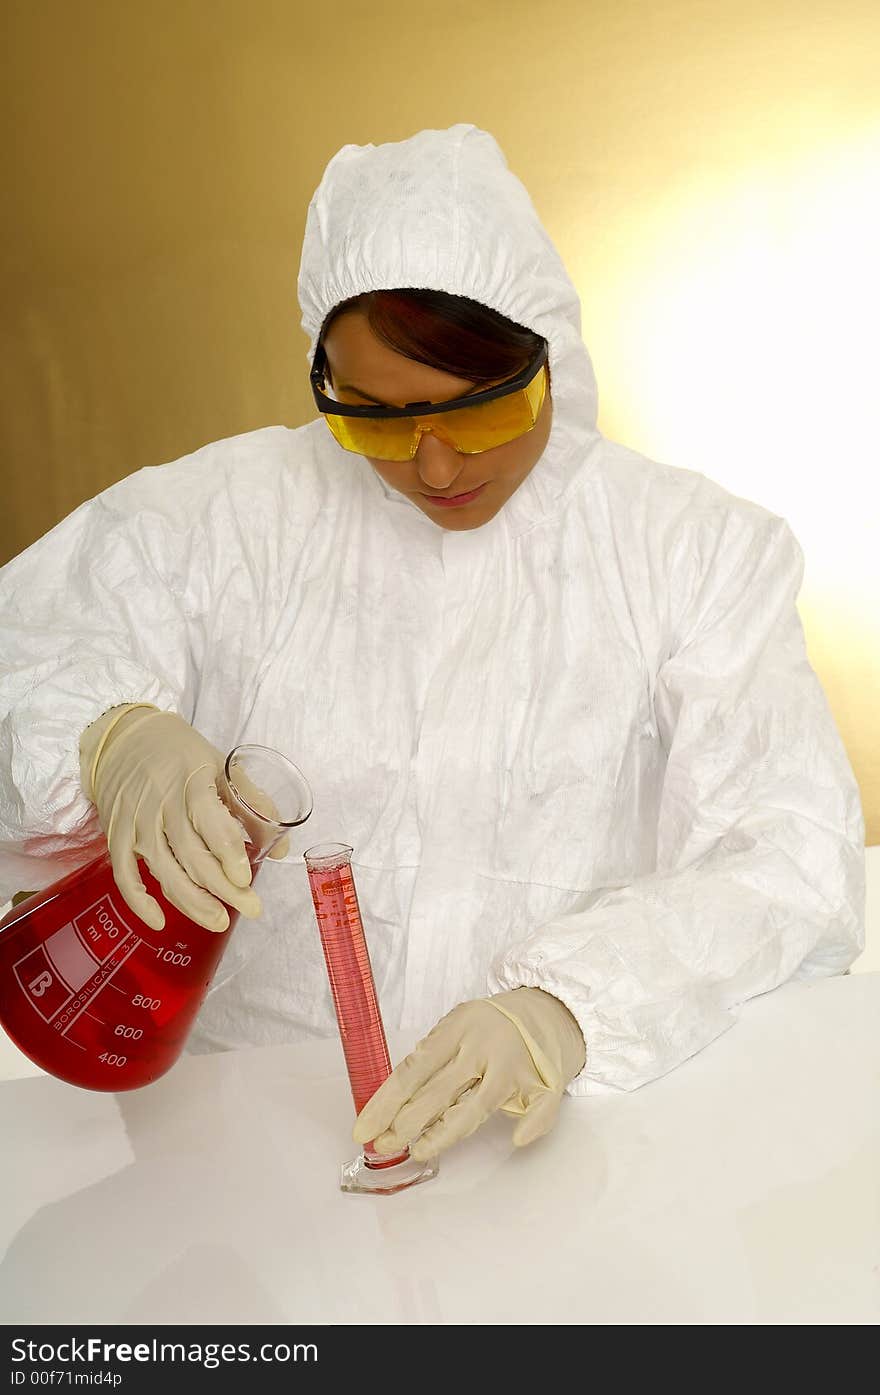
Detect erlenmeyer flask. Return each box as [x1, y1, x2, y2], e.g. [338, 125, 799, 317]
[0, 745, 312, 1091]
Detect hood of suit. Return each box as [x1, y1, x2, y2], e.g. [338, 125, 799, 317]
[297, 123, 601, 536]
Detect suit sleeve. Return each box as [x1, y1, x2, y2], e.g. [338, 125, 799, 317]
[0, 471, 207, 898]
[489, 511, 866, 1095]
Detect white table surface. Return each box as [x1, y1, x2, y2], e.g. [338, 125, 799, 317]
[1, 973, 878, 1326]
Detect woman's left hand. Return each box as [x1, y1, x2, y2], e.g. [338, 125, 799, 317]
[353, 987, 586, 1162]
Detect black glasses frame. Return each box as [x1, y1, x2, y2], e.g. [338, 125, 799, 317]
[310, 340, 548, 419]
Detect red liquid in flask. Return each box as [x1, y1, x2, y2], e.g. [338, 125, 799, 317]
[306, 850, 409, 1169]
[0, 850, 252, 1091]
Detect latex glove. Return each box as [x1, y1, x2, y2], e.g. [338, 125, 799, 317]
[80, 704, 283, 933]
[353, 986, 586, 1162]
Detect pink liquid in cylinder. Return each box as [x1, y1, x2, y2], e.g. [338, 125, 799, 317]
[305, 846, 408, 1169]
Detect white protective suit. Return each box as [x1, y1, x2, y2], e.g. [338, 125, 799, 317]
[0, 124, 865, 1095]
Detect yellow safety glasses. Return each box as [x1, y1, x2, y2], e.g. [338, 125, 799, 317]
[310, 340, 548, 461]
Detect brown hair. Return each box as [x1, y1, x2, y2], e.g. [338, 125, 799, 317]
[320, 289, 545, 387]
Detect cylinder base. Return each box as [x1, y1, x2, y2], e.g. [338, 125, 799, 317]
[340, 1150, 439, 1195]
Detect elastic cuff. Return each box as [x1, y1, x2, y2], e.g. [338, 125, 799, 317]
[79, 702, 160, 799]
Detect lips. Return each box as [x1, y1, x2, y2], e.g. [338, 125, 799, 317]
[421, 483, 487, 507]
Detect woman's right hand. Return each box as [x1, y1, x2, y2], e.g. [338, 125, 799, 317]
[79, 705, 262, 933]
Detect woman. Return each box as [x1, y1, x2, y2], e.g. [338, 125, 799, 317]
[0, 124, 864, 1164]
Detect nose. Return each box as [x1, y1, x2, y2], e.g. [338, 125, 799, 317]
[413, 428, 467, 490]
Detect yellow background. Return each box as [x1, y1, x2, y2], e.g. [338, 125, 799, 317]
[1, 0, 877, 841]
